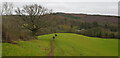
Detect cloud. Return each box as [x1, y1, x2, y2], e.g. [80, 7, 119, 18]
[0, 0, 120, 2]
[1, 2, 118, 16]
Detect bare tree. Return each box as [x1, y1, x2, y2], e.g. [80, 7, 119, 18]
[15, 4, 52, 36]
[2, 2, 13, 15]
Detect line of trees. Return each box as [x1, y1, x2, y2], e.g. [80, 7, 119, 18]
[2, 2, 53, 43]
[75, 21, 118, 38]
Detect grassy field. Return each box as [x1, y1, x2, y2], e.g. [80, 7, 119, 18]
[2, 33, 118, 56]
[0, 43, 2, 57]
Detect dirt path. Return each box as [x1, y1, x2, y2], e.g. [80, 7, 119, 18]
[47, 40, 54, 56]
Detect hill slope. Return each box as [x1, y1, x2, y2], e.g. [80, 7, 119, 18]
[57, 13, 118, 23]
[2, 33, 118, 56]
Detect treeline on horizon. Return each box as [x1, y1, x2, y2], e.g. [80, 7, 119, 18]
[2, 2, 119, 43]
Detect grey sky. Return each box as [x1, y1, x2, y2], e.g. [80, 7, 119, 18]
[1, 0, 120, 2]
[0, 0, 119, 16]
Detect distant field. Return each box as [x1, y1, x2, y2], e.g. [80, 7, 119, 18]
[2, 33, 118, 56]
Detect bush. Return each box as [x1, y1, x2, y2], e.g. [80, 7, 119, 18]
[2, 16, 35, 43]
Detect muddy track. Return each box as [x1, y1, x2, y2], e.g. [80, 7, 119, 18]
[47, 40, 54, 56]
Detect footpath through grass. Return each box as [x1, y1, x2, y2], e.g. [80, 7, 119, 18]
[2, 33, 118, 56]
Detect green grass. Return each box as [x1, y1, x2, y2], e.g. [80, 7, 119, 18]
[0, 43, 2, 57]
[2, 40, 50, 56]
[2, 33, 118, 56]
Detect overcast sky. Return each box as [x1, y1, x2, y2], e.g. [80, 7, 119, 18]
[0, 0, 120, 2]
[0, 0, 120, 16]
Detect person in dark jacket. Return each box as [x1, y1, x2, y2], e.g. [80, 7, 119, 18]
[53, 36, 55, 40]
[55, 34, 57, 36]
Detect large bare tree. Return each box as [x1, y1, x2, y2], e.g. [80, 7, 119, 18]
[2, 2, 13, 15]
[15, 4, 52, 36]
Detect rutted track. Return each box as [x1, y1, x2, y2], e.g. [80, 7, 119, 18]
[47, 40, 54, 56]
